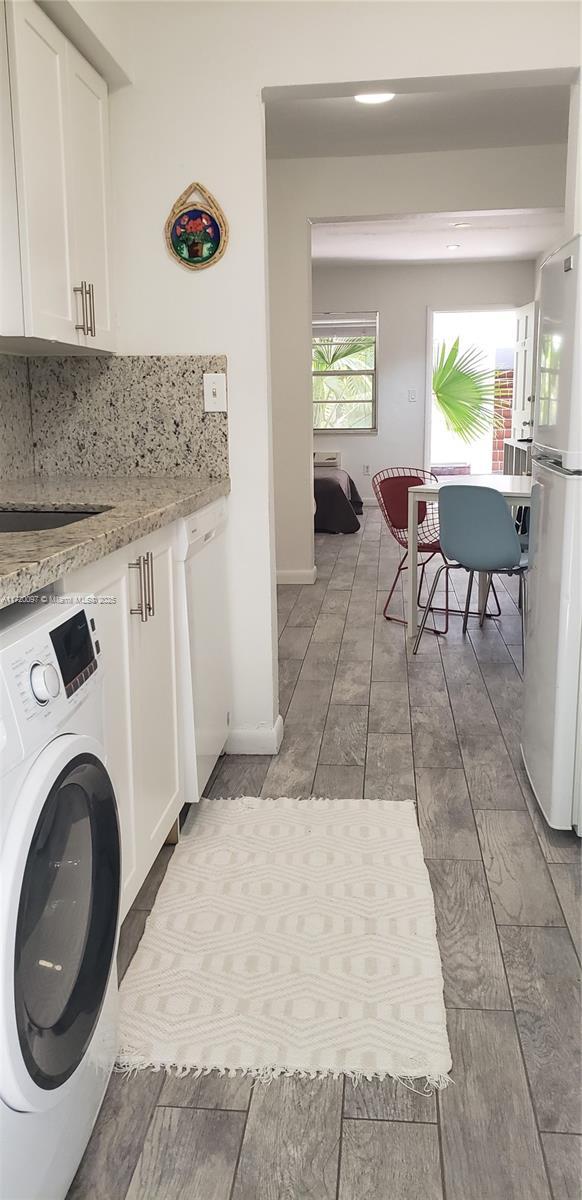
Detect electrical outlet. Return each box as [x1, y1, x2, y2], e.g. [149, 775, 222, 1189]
[363, 464, 370, 476]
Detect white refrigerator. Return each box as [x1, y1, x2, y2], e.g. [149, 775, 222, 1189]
[521, 234, 582, 834]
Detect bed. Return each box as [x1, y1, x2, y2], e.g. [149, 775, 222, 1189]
[314, 465, 363, 534]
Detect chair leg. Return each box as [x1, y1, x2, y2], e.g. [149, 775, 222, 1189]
[479, 574, 492, 628]
[413, 564, 447, 655]
[383, 551, 407, 621]
[418, 558, 427, 605]
[462, 570, 474, 634]
[443, 559, 450, 635]
[489, 579, 501, 617]
[417, 552, 437, 605]
[520, 572, 528, 672]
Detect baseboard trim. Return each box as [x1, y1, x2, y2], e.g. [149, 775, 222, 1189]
[277, 566, 317, 585]
[226, 713, 284, 755]
[362, 497, 378, 507]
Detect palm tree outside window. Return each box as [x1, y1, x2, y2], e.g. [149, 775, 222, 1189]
[313, 312, 378, 432]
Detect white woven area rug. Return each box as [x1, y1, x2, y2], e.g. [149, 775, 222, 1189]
[117, 797, 451, 1088]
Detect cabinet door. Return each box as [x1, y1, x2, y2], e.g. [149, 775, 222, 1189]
[66, 42, 114, 350]
[1, 1, 24, 336]
[6, 0, 76, 341]
[129, 531, 181, 886]
[63, 553, 138, 920]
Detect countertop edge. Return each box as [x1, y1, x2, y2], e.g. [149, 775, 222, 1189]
[0, 478, 230, 609]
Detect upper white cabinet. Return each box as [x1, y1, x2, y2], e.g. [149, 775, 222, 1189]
[1, 0, 114, 350]
[66, 43, 113, 347]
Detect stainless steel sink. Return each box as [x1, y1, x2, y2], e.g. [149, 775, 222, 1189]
[0, 508, 110, 533]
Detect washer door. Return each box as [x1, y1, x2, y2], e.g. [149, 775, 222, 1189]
[0, 734, 120, 1112]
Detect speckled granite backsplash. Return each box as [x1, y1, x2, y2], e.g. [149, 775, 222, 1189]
[0, 356, 34, 477]
[27, 355, 229, 477]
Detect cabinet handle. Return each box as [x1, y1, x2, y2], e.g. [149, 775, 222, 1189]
[74, 281, 88, 334]
[129, 555, 148, 622]
[84, 282, 96, 337]
[145, 550, 155, 617]
[89, 282, 96, 336]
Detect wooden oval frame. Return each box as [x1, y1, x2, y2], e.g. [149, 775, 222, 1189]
[165, 182, 229, 271]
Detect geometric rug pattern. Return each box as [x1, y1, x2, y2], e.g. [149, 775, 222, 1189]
[117, 797, 451, 1085]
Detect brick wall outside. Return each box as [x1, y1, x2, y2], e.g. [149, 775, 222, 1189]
[492, 368, 514, 474]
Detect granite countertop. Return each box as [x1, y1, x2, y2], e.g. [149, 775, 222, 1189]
[0, 474, 230, 608]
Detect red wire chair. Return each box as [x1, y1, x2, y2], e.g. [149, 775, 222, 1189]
[372, 467, 449, 631]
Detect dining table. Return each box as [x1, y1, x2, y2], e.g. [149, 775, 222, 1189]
[406, 473, 533, 638]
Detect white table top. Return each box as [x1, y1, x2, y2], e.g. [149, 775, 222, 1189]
[410, 474, 532, 501]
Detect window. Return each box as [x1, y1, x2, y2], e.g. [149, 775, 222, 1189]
[313, 312, 378, 432]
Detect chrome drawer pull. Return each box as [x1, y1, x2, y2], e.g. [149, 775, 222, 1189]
[87, 282, 96, 337]
[146, 550, 155, 617]
[74, 281, 88, 334]
[129, 556, 148, 622]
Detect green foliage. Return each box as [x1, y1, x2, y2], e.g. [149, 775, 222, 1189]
[312, 336, 375, 429]
[312, 336, 375, 371]
[432, 339, 501, 444]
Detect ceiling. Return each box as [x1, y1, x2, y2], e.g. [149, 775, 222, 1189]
[311, 209, 565, 264]
[266, 85, 570, 160]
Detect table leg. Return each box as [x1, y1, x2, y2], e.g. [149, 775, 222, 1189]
[407, 491, 418, 638]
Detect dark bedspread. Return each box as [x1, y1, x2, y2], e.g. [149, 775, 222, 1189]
[314, 466, 363, 534]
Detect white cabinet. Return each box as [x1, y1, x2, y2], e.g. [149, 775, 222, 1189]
[66, 42, 113, 348]
[64, 550, 138, 917]
[127, 528, 181, 890]
[175, 499, 230, 801]
[1, 0, 114, 349]
[65, 523, 181, 919]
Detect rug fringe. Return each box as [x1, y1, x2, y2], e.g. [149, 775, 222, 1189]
[114, 1055, 451, 1093]
[203, 795, 416, 808]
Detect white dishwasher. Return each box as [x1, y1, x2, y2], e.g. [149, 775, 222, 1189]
[175, 498, 231, 801]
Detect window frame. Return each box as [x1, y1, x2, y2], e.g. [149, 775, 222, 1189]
[312, 311, 379, 435]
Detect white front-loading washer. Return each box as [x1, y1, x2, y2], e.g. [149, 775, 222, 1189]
[0, 598, 121, 1200]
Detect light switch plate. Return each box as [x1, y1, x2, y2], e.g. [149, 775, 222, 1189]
[203, 372, 228, 413]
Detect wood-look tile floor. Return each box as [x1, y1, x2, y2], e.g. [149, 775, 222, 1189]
[69, 509, 582, 1200]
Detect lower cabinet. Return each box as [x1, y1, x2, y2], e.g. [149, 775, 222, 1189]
[126, 529, 180, 900]
[65, 523, 181, 919]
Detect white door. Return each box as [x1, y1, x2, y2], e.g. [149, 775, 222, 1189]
[66, 43, 114, 350]
[512, 301, 536, 440]
[522, 458, 582, 828]
[6, 0, 76, 341]
[129, 531, 181, 888]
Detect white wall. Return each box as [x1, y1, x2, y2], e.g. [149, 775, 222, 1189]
[269, 143, 566, 574]
[105, 0, 579, 747]
[312, 259, 536, 501]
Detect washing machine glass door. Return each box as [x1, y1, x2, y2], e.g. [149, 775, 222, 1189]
[2, 735, 120, 1111]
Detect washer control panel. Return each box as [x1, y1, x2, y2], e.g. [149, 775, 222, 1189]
[0, 602, 99, 764]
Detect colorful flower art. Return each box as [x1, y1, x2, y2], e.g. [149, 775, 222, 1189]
[171, 208, 220, 262]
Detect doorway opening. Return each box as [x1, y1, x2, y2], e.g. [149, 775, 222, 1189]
[429, 308, 517, 476]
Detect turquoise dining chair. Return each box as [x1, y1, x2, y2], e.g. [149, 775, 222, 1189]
[412, 485, 528, 657]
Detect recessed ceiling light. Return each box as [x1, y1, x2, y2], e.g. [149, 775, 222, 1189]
[446, 244, 461, 250]
[452, 222, 471, 229]
[354, 92, 396, 105]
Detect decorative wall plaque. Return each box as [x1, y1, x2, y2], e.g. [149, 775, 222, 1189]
[165, 182, 228, 270]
